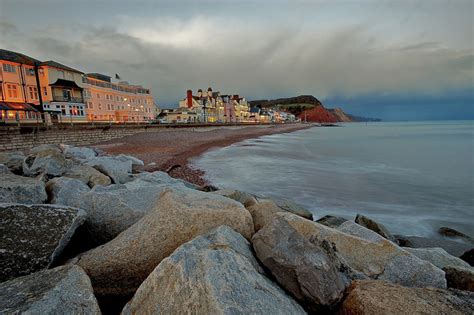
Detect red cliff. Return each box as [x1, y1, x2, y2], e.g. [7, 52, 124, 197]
[298, 105, 338, 123]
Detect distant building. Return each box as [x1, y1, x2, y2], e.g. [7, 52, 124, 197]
[178, 87, 250, 123]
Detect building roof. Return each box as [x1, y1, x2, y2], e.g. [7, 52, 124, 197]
[41, 60, 84, 74]
[87, 73, 111, 82]
[0, 49, 41, 66]
[50, 79, 83, 89]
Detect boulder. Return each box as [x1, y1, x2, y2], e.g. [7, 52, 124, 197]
[355, 214, 396, 242]
[0, 151, 25, 174]
[63, 172, 191, 244]
[85, 156, 133, 184]
[443, 266, 474, 292]
[0, 204, 86, 282]
[29, 144, 62, 155]
[122, 226, 305, 315]
[316, 215, 348, 228]
[116, 154, 144, 166]
[75, 188, 254, 297]
[63, 164, 112, 187]
[404, 247, 471, 269]
[0, 164, 11, 174]
[0, 173, 47, 204]
[0, 265, 100, 314]
[396, 235, 473, 257]
[259, 213, 446, 289]
[23, 150, 69, 177]
[252, 215, 353, 312]
[247, 199, 284, 232]
[212, 189, 258, 208]
[46, 177, 90, 205]
[341, 280, 474, 315]
[62, 145, 98, 161]
[338, 221, 387, 243]
[439, 227, 473, 243]
[460, 249, 474, 266]
[274, 199, 313, 220]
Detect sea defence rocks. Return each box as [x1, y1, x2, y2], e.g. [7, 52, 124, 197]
[443, 266, 474, 292]
[85, 156, 134, 184]
[23, 148, 69, 177]
[64, 172, 192, 244]
[396, 235, 473, 257]
[255, 213, 446, 289]
[0, 265, 100, 314]
[75, 188, 254, 297]
[316, 215, 348, 228]
[273, 199, 313, 220]
[63, 164, 112, 187]
[0, 204, 86, 282]
[122, 226, 305, 315]
[0, 164, 10, 174]
[341, 280, 474, 315]
[461, 249, 474, 266]
[355, 214, 396, 242]
[404, 247, 471, 269]
[0, 173, 47, 204]
[46, 177, 91, 205]
[438, 227, 474, 243]
[252, 215, 354, 312]
[212, 189, 258, 208]
[62, 145, 98, 161]
[0, 151, 25, 174]
[247, 199, 284, 232]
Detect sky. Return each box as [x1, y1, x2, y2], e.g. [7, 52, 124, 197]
[0, 0, 472, 120]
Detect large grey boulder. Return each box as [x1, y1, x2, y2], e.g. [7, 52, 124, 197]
[63, 164, 112, 187]
[212, 189, 258, 208]
[75, 188, 254, 297]
[316, 215, 348, 228]
[273, 199, 313, 220]
[0, 203, 86, 282]
[116, 154, 144, 166]
[0, 173, 47, 204]
[247, 199, 285, 232]
[0, 151, 25, 174]
[261, 213, 446, 289]
[85, 156, 134, 184]
[443, 265, 474, 292]
[252, 215, 354, 312]
[0, 265, 100, 314]
[0, 164, 11, 174]
[46, 177, 90, 205]
[63, 172, 191, 244]
[23, 150, 69, 177]
[355, 214, 396, 242]
[62, 145, 98, 161]
[29, 144, 62, 155]
[397, 235, 473, 257]
[122, 226, 305, 315]
[404, 247, 471, 269]
[341, 280, 474, 315]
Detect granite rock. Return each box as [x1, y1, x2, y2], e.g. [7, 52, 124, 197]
[355, 214, 396, 242]
[443, 265, 474, 292]
[274, 199, 313, 220]
[405, 247, 471, 269]
[0, 265, 100, 314]
[0, 164, 11, 174]
[63, 164, 112, 187]
[85, 156, 134, 184]
[316, 215, 348, 228]
[396, 235, 473, 257]
[122, 226, 305, 315]
[212, 189, 258, 208]
[62, 145, 98, 161]
[0, 203, 86, 282]
[46, 177, 91, 205]
[75, 188, 254, 297]
[341, 280, 474, 315]
[0, 173, 47, 204]
[0, 151, 25, 174]
[23, 150, 69, 177]
[247, 199, 284, 232]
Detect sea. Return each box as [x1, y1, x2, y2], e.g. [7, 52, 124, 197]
[192, 121, 474, 238]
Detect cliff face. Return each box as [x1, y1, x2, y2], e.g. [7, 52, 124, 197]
[328, 108, 352, 122]
[298, 105, 338, 123]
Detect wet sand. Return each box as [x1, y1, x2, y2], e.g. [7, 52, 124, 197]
[92, 124, 311, 186]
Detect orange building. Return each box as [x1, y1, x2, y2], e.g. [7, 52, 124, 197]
[0, 49, 43, 123]
[82, 73, 157, 123]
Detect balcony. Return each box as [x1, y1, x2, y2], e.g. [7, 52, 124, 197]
[52, 96, 84, 103]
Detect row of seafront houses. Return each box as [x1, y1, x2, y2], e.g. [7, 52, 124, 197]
[0, 49, 296, 125]
[161, 88, 296, 124]
[0, 49, 157, 125]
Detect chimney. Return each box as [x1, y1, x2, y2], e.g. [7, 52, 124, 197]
[187, 90, 193, 108]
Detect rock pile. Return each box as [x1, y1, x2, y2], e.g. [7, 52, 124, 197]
[1, 144, 473, 314]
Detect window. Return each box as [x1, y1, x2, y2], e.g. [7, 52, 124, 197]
[43, 87, 48, 96]
[60, 105, 66, 115]
[39, 68, 45, 76]
[88, 102, 93, 109]
[26, 68, 35, 76]
[28, 87, 38, 100]
[96, 93, 100, 99]
[3, 64, 16, 73]
[58, 70, 65, 78]
[7, 84, 18, 98]
[98, 103, 102, 110]
[107, 104, 111, 110]
[63, 89, 71, 101]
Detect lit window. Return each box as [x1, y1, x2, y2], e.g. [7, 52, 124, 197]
[28, 87, 38, 100]
[7, 84, 18, 98]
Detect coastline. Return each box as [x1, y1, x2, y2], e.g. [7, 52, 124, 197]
[92, 123, 313, 186]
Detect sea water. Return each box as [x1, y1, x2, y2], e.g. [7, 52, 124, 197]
[192, 121, 474, 238]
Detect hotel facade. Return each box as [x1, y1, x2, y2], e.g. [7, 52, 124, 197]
[0, 49, 158, 124]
